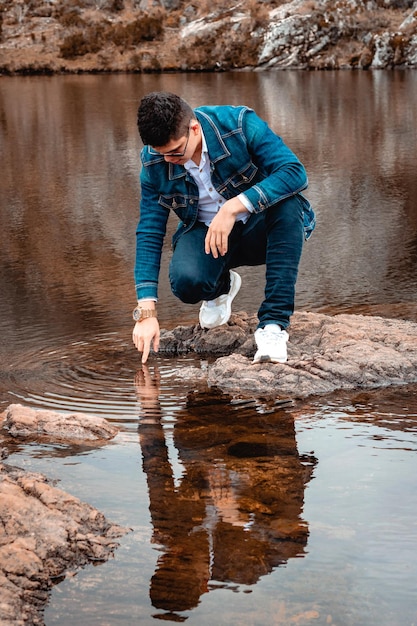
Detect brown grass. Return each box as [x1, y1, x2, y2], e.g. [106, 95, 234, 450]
[59, 11, 164, 58]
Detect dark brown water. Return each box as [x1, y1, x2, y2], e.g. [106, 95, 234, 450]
[1, 72, 417, 625]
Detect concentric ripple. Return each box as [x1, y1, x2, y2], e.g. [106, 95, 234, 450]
[1, 332, 203, 429]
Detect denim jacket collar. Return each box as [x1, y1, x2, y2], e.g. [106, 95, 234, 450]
[195, 110, 231, 163]
[166, 109, 230, 180]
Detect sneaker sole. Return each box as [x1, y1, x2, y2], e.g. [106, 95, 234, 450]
[252, 355, 287, 364]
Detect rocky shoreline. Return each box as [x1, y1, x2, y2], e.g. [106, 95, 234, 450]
[1, 0, 416, 75]
[0, 406, 128, 626]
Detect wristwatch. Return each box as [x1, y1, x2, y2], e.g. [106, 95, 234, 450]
[132, 306, 157, 322]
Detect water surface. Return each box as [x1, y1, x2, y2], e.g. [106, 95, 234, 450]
[0, 71, 417, 625]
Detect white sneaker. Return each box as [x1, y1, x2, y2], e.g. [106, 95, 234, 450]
[253, 324, 289, 364]
[199, 270, 242, 329]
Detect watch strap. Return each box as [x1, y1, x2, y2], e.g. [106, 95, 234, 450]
[133, 307, 157, 322]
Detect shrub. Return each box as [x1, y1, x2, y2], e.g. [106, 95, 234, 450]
[129, 15, 163, 42]
[178, 24, 262, 71]
[59, 23, 107, 58]
[60, 32, 90, 58]
[58, 9, 86, 28]
[108, 13, 163, 48]
[129, 51, 162, 72]
[248, 0, 270, 29]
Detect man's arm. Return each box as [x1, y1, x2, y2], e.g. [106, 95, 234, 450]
[133, 161, 169, 363]
[204, 108, 307, 258]
[241, 108, 308, 212]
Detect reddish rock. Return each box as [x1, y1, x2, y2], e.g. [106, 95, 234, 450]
[1, 404, 119, 442]
[160, 311, 417, 397]
[0, 462, 128, 626]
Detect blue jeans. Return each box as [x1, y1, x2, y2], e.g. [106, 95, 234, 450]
[169, 195, 305, 330]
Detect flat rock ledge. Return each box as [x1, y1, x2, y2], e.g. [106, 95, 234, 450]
[0, 462, 128, 626]
[159, 311, 417, 398]
[1, 404, 119, 442]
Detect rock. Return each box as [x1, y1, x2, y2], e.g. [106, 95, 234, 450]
[371, 31, 395, 68]
[0, 462, 128, 626]
[159, 312, 417, 397]
[159, 311, 258, 356]
[1, 404, 119, 442]
[0, 408, 123, 623]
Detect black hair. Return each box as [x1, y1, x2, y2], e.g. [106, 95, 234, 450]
[137, 91, 194, 147]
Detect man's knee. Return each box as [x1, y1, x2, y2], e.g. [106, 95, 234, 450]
[170, 265, 224, 304]
[170, 265, 208, 304]
[269, 195, 304, 228]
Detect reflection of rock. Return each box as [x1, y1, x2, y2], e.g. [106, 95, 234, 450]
[1, 404, 119, 442]
[0, 462, 128, 626]
[160, 311, 417, 397]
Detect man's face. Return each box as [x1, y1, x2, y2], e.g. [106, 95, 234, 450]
[149, 121, 200, 165]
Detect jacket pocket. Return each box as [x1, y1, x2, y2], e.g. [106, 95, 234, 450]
[159, 193, 198, 229]
[158, 194, 187, 211]
[228, 162, 258, 189]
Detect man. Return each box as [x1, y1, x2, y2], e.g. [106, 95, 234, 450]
[132, 91, 315, 364]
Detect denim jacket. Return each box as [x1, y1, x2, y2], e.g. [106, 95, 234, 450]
[135, 105, 316, 300]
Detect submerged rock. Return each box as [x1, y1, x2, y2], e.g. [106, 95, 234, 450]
[0, 462, 128, 626]
[159, 311, 417, 398]
[1, 404, 119, 442]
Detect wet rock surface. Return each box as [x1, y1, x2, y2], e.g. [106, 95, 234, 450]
[1, 404, 119, 442]
[0, 407, 126, 625]
[0, 462, 128, 626]
[160, 311, 417, 398]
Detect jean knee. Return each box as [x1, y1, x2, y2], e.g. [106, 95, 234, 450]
[272, 196, 304, 228]
[170, 267, 203, 304]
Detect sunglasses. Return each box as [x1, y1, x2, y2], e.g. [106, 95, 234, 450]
[148, 125, 191, 158]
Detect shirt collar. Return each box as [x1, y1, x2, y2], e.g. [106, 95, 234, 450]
[184, 128, 208, 171]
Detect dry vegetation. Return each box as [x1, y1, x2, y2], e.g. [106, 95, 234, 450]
[0, 0, 416, 73]
[0, 0, 173, 72]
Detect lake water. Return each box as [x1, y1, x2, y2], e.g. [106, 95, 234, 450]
[0, 71, 417, 625]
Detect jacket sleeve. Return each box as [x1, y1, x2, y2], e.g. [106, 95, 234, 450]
[240, 108, 308, 213]
[134, 162, 170, 301]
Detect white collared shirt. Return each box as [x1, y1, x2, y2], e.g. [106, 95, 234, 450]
[184, 132, 252, 226]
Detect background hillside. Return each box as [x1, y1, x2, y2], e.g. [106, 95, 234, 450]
[1, 0, 416, 74]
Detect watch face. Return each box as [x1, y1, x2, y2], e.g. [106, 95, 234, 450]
[133, 307, 142, 322]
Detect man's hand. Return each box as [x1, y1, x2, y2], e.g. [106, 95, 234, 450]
[132, 317, 160, 364]
[205, 197, 249, 258]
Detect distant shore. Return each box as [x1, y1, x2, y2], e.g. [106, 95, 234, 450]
[1, 0, 416, 75]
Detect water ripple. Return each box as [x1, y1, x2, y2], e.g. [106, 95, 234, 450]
[1, 332, 201, 426]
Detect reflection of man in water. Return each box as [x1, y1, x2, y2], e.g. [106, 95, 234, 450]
[136, 366, 316, 615]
